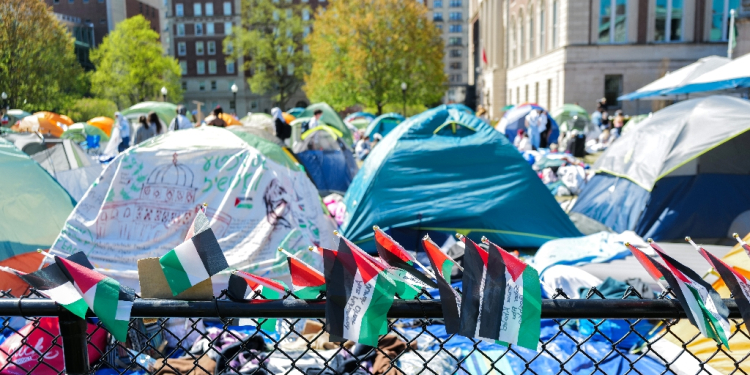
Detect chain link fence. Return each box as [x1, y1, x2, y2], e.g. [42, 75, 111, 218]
[0, 286, 747, 375]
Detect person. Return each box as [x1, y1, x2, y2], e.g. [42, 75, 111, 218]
[207, 106, 227, 127]
[169, 105, 193, 131]
[538, 110, 551, 148]
[612, 109, 625, 137]
[591, 106, 603, 129]
[524, 109, 544, 150]
[308, 109, 323, 129]
[514, 129, 531, 151]
[355, 129, 371, 160]
[371, 133, 383, 149]
[147, 112, 163, 135]
[272, 107, 291, 141]
[115, 112, 131, 152]
[476, 105, 488, 121]
[133, 115, 156, 145]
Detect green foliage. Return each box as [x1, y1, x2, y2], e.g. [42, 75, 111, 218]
[305, 0, 447, 115]
[226, 0, 311, 108]
[90, 16, 182, 108]
[0, 0, 86, 112]
[63, 98, 119, 121]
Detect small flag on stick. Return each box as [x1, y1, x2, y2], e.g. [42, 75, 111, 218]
[687, 237, 750, 329]
[228, 270, 288, 331]
[55, 252, 135, 342]
[185, 204, 210, 241]
[422, 235, 461, 334]
[159, 228, 228, 296]
[280, 248, 325, 299]
[734, 233, 750, 258]
[1, 263, 89, 320]
[374, 226, 438, 289]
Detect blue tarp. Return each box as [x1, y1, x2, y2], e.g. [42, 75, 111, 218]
[571, 174, 651, 234]
[341, 106, 581, 252]
[530, 231, 637, 274]
[364, 112, 405, 138]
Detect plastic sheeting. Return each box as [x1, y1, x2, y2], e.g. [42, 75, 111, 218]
[571, 174, 651, 234]
[663, 52, 750, 96]
[0, 138, 75, 261]
[530, 231, 646, 274]
[618, 56, 730, 101]
[341, 106, 580, 252]
[593, 96, 750, 191]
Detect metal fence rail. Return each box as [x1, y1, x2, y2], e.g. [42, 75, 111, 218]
[0, 288, 748, 375]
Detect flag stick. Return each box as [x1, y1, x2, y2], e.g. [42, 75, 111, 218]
[629, 240, 668, 292]
[0, 265, 26, 276]
[37, 249, 55, 261]
[308, 245, 322, 255]
[278, 247, 301, 260]
[685, 236, 701, 251]
[735, 233, 749, 247]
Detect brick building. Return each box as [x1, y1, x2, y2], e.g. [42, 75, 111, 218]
[426, 0, 472, 105]
[165, 0, 323, 116]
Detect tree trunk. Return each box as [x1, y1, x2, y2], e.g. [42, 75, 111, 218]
[377, 104, 383, 116]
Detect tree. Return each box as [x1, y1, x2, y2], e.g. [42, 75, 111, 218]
[305, 0, 446, 115]
[226, 0, 311, 108]
[0, 0, 86, 111]
[63, 98, 118, 121]
[90, 16, 182, 108]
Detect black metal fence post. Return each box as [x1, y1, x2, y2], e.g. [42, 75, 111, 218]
[57, 309, 90, 375]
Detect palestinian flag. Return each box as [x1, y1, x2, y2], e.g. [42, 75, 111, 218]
[9, 263, 88, 319]
[287, 257, 325, 299]
[735, 233, 750, 258]
[374, 226, 437, 289]
[185, 204, 210, 241]
[651, 241, 731, 348]
[228, 270, 288, 331]
[624, 243, 665, 285]
[458, 236, 504, 340]
[159, 228, 228, 296]
[55, 252, 135, 342]
[696, 246, 750, 328]
[324, 236, 396, 347]
[422, 236, 461, 334]
[483, 239, 542, 350]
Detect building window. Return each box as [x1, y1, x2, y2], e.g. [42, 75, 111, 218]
[433, 13, 443, 21]
[223, 2, 232, 15]
[182, 81, 188, 90]
[176, 3, 184, 16]
[711, 0, 740, 41]
[525, 84, 529, 102]
[449, 24, 462, 32]
[547, 79, 552, 109]
[209, 60, 217, 74]
[194, 3, 202, 16]
[302, 9, 310, 21]
[226, 61, 235, 74]
[552, 0, 559, 48]
[195, 23, 203, 35]
[599, 0, 627, 43]
[449, 74, 462, 82]
[449, 62, 461, 69]
[206, 23, 214, 35]
[54, 0, 59, 3]
[100, 18, 106, 24]
[178, 42, 186, 55]
[510, 18, 516, 66]
[286, 9, 292, 18]
[436, 24, 443, 30]
[179, 61, 187, 75]
[516, 87, 520, 104]
[449, 49, 462, 57]
[604, 74, 623, 109]
[434, 0, 443, 7]
[540, 2, 546, 53]
[205, 2, 214, 16]
[197, 60, 206, 74]
[449, 37, 462, 46]
[449, 0, 461, 7]
[83, 0, 88, 3]
[304, 26, 311, 37]
[199, 81, 206, 91]
[529, 6, 535, 58]
[449, 12, 462, 21]
[535, 82, 539, 103]
[225, 41, 234, 53]
[211, 81, 217, 90]
[655, 0, 683, 42]
[224, 22, 232, 35]
[205, 41, 215, 55]
[196, 41, 204, 55]
[176, 23, 185, 36]
[69, 0, 74, 3]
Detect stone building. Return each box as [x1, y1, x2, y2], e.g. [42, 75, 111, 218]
[426, 0, 472, 104]
[469, 0, 740, 118]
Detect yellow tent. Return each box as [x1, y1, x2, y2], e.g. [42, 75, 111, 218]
[661, 232, 750, 374]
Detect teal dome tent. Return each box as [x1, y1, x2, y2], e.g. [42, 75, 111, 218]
[341, 107, 581, 252]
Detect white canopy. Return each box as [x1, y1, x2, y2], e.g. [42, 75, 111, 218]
[618, 56, 730, 101]
[664, 52, 750, 95]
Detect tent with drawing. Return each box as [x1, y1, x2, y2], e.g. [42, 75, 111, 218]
[51, 126, 336, 291]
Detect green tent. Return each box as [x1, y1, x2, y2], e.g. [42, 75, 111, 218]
[552, 104, 591, 132]
[0, 138, 75, 261]
[228, 127, 300, 170]
[121, 101, 190, 125]
[298, 103, 353, 145]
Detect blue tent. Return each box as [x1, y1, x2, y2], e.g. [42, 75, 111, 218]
[341, 107, 581, 252]
[498, 103, 560, 147]
[292, 125, 358, 195]
[571, 96, 750, 242]
[286, 107, 305, 117]
[364, 112, 405, 138]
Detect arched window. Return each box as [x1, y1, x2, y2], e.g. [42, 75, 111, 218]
[529, 5, 535, 58]
[539, 1, 546, 53]
[519, 10, 525, 62]
[552, 0, 559, 48]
